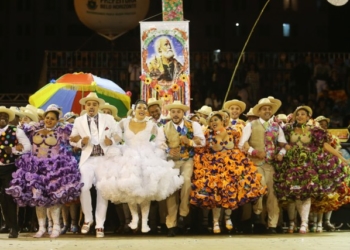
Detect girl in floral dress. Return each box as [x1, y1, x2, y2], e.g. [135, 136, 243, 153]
[190, 112, 267, 234]
[273, 106, 350, 234]
[308, 115, 348, 232]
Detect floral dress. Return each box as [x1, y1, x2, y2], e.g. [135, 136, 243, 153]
[6, 122, 83, 207]
[190, 127, 267, 209]
[273, 124, 350, 212]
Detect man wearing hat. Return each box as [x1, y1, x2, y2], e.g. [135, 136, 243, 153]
[100, 103, 121, 122]
[244, 108, 259, 123]
[69, 92, 118, 238]
[195, 105, 212, 120]
[163, 100, 205, 236]
[223, 99, 246, 129]
[63, 112, 78, 124]
[0, 106, 31, 238]
[19, 104, 39, 125]
[238, 98, 288, 234]
[147, 98, 167, 126]
[8, 107, 24, 126]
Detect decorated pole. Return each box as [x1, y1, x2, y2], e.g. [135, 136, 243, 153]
[139, 0, 190, 114]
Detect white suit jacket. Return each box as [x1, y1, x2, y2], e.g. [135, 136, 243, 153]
[70, 113, 118, 167]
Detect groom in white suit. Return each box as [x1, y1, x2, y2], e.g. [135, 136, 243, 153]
[69, 92, 117, 238]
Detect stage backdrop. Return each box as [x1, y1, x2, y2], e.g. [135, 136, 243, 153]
[140, 21, 190, 114]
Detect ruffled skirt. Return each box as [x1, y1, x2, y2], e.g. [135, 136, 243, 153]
[96, 145, 184, 204]
[190, 149, 267, 209]
[274, 146, 350, 211]
[6, 153, 83, 207]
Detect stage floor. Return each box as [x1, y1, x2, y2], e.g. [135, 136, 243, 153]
[1, 231, 349, 250]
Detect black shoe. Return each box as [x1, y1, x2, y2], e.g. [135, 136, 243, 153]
[252, 213, 261, 224]
[8, 229, 19, 238]
[276, 225, 284, 234]
[177, 216, 185, 229]
[19, 227, 29, 233]
[167, 227, 177, 237]
[253, 223, 266, 234]
[266, 227, 277, 234]
[0, 225, 10, 234]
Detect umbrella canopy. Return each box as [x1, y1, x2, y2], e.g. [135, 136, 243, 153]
[29, 73, 130, 117]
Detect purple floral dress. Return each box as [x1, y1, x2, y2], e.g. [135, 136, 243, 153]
[6, 123, 83, 207]
[273, 124, 350, 211]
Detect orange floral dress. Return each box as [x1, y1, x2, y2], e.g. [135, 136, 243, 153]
[190, 127, 267, 209]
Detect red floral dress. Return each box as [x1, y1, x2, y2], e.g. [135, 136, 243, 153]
[190, 127, 267, 209]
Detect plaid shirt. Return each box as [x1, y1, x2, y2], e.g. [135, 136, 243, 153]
[87, 115, 104, 156]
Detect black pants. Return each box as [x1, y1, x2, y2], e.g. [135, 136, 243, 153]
[0, 164, 18, 231]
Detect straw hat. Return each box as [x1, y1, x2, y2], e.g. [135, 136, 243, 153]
[37, 108, 45, 117]
[314, 115, 330, 124]
[277, 114, 287, 122]
[79, 92, 105, 106]
[147, 98, 163, 108]
[20, 105, 39, 122]
[0, 106, 15, 122]
[223, 99, 246, 113]
[187, 113, 200, 121]
[9, 106, 24, 118]
[195, 105, 212, 116]
[267, 96, 282, 111]
[165, 100, 190, 112]
[293, 106, 313, 119]
[244, 108, 258, 117]
[44, 104, 63, 118]
[100, 103, 119, 118]
[253, 98, 279, 115]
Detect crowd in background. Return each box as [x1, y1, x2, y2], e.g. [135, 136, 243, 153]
[186, 54, 350, 128]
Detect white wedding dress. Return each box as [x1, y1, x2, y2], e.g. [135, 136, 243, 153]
[96, 118, 184, 204]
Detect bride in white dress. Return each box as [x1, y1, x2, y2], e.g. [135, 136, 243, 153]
[96, 100, 183, 233]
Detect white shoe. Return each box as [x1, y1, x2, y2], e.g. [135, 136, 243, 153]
[225, 219, 233, 231]
[299, 223, 308, 234]
[81, 221, 93, 234]
[213, 222, 220, 234]
[128, 217, 139, 230]
[141, 221, 150, 233]
[316, 225, 323, 233]
[33, 228, 46, 238]
[50, 226, 60, 238]
[96, 228, 104, 238]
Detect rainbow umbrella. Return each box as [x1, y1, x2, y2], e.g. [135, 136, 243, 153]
[29, 73, 130, 117]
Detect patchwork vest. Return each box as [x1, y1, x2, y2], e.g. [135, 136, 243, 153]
[0, 126, 19, 165]
[164, 119, 194, 160]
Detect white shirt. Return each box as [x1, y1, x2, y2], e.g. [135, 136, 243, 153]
[0, 125, 31, 165]
[238, 117, 287, 155]
[172, 120, 205, 147]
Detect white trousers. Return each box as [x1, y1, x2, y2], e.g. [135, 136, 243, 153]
[79, 156, 108, 229]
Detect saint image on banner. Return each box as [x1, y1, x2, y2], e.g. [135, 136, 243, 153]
[148, 36, 184, 82]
